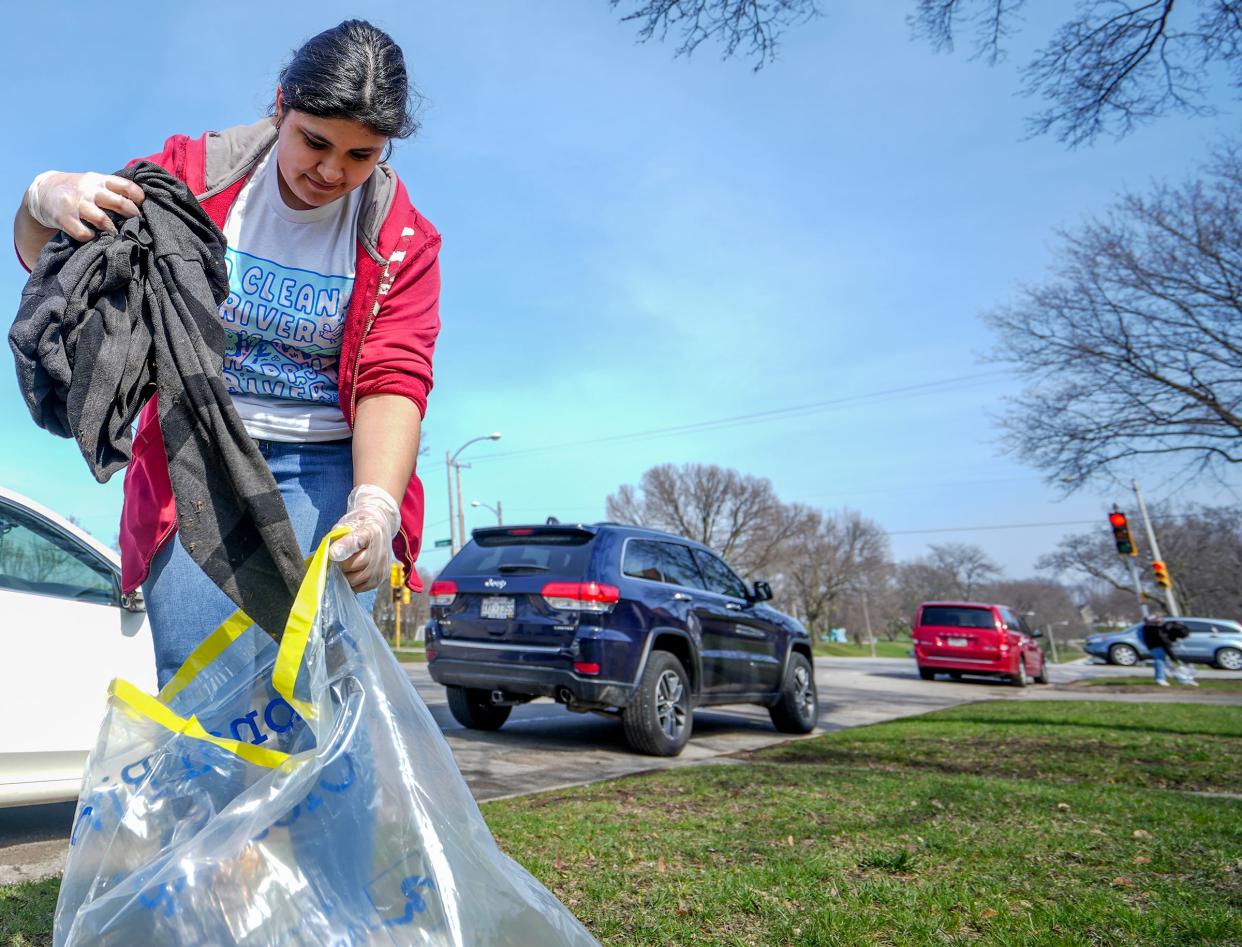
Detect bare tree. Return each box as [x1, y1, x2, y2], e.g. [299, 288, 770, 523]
[983, 576, 1088, 637]
[925, 542, 1003, 599]
[988, 146, 1242, 489]
[778, 508, 891, 639]
[609, 0, 820, 68]
[911, 1, 1242, 145]
[606, 462, 810, 575]
[1037, 504, 1242, 619]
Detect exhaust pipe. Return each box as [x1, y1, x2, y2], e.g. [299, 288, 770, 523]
[556, 686, 574, 704]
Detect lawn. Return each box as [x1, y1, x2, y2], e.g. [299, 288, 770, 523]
[813, 639, 913, 658]
[484, 701, 1242, 945]
[1078, 676, 1242, 692]
[7, 701, 1241, 946]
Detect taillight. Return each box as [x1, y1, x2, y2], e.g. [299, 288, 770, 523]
[426, 648, 438, 661]
[541, 581, 620, 613]
[429, 580, 457, 607]
[573, 661, 601, 675]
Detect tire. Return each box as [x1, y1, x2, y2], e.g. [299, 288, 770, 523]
[769, 653, 818, 734]
[446, 686, 512, 731]
[1033, 656, 1049, 684]
[622, 651, 692, 756]
[1215, 647, 1242, 671]
[1109, 643, 1140, 667]
[1011, 659, 1029, 688]
[947, 671, 962, 681]
[918, 667, 936, 681]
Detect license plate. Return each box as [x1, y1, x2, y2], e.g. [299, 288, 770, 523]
[480, 596, 515, 620]
[946, 636, 969, 647]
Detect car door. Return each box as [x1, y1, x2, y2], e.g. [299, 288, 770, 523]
[1177, 621, 1216, 662]
[0, 498, 154, 791]
[690, 549, 781, 696]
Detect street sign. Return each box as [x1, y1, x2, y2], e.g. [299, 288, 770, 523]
[434, 538, 452, 548]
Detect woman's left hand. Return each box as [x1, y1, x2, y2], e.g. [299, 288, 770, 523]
[328, 484, 402, 592]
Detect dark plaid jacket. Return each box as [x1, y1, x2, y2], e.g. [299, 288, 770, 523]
[10, 162, 303, 639]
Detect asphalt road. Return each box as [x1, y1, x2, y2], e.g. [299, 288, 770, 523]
[4, 656, 1239, 884]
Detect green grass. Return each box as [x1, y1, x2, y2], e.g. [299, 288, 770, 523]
[483, 701, 1242, 945]
[1, 877, 56, 946]
[391, 647, 426, 663]
[9, 702, 1242, 946]
[813, 639, 913, 658]
[1078, 676, 1242, 692]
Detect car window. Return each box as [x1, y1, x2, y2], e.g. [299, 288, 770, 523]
[622, 540, 706, 589]
[919, 606, 996, 629]
[1000, 607, 1021, 630]
[443, 528, 595, 577]
[1181, 620, 1208, 634]
[0, 503, 119, 605]
[691, 549, 748, 600]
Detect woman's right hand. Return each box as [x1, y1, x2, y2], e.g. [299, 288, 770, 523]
[25, 171, 145, 241]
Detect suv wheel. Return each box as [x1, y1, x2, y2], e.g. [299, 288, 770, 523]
[1108, 643, 1139, 667]
[622, 651, 691, 756]
[918, 667, 936, 681]
[769, 652, 818, 734]
[1215, 647, 1242, 671]
[446, 686, 512, 731]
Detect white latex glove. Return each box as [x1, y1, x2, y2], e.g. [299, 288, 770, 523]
[329, 484, 402, 592]
[26, 170, 144, 242]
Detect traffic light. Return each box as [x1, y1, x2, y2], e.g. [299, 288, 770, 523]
[1108, 511, 1137, 556]
[390, 562, 406, 603]
[1152, 560, 1172, 588]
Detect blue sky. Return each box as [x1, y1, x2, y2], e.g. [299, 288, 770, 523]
[2, 2, 1237, 578]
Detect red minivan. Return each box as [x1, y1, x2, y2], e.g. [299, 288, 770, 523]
[913, 601, 1048, 686]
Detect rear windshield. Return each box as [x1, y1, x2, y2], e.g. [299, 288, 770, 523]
[442, 529, 595, 577]
[919, 606, 995, 629]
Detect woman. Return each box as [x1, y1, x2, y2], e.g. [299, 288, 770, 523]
[14, 20, 440, 688]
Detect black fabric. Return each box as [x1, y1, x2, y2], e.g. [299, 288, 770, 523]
[10, 161, 303, 639]
[1140, 619, 1188, 652]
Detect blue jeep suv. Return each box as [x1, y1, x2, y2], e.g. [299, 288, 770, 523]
[425, 522, 817, 756]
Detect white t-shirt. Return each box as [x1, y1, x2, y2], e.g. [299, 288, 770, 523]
[218, 149, 361, 442]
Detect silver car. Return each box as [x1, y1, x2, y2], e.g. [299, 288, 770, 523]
[1083, 618, 1242, 670]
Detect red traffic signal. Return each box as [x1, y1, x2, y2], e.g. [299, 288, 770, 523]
[1108, 510, 1137, 556]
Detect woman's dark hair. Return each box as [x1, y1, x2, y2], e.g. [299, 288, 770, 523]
[277, 20, 420, 142]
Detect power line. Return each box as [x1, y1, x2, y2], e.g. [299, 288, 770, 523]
[421, 372, 1009, 470]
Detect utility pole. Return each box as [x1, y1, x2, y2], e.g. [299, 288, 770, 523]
[455, 462, 468, 555]
[1132, 480, 1179, 617]
[860, 587, 876, 659]
[1044, 624, 1060, 664]
[445, 450, 456, 553]
[496, 499, 503, 526]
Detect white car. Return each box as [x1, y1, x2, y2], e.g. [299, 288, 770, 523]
[0, 486, 155, 807]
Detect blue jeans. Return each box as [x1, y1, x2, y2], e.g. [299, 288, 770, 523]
[1151, 645, 1175, 683]
[144, 438, 375, 689]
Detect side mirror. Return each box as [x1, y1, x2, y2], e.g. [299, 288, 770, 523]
[752, 581, 773, 602]
[1029, 628, 1043, 638]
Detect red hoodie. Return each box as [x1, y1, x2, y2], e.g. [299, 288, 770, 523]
[110, 120, 440, 593]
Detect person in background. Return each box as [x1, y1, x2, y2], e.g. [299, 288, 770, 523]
[1140, 613, 1190, 687]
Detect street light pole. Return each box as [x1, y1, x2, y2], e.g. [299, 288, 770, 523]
[471, 500, 503, 526]
[449, 433, 502, 552]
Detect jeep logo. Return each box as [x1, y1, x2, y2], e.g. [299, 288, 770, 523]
[484, 578, 508, 589]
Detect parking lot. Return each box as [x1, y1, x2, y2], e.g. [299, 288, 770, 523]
[4, 655, 1239, 885]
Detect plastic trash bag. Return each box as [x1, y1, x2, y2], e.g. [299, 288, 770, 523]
[55, 529, 600, 946]
[1172, 661, 1199, 687]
